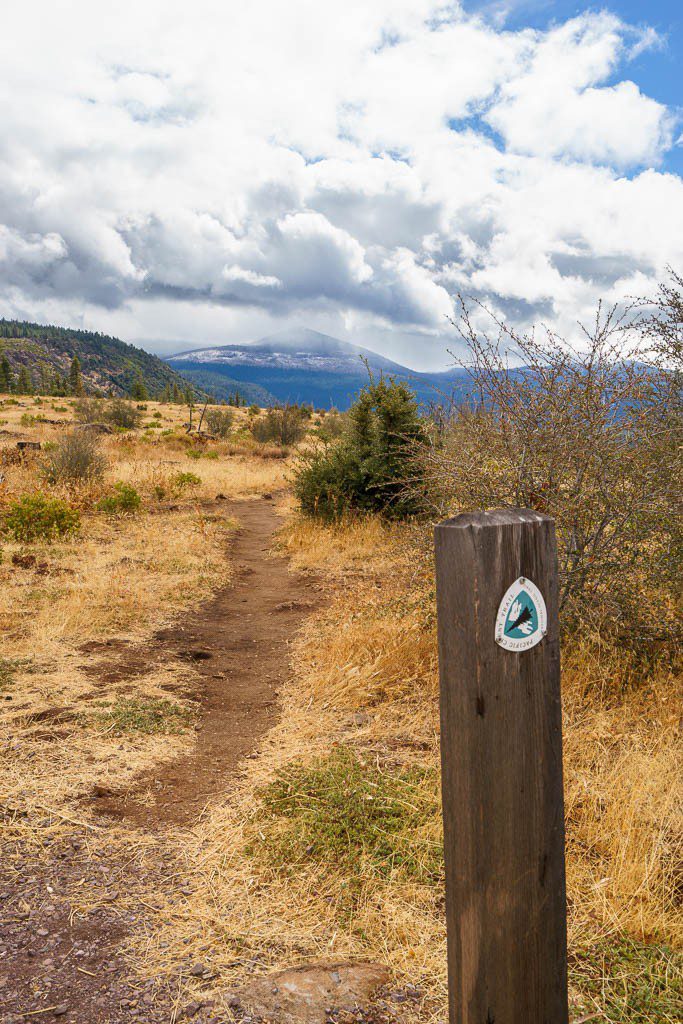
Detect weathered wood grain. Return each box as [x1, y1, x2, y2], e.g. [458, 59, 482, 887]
[435, 508, 568, 1024]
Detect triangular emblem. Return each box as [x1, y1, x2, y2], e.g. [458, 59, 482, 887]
[495, 577, 547, 652]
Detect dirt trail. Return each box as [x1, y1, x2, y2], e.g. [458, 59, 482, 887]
[0, 496, 321, 1023]
[90, 496, 319, 826]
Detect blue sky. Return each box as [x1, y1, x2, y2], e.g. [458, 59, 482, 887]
[475, 0, 683, 172]
[1, 1, 681, 369]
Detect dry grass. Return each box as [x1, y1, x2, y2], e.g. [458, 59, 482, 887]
[1, 398, 680, 1021]
[129, 512, 681, 1020]
[0, 398, 290, 848]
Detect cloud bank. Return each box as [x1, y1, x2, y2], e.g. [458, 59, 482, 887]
[1, 1, 681, 368]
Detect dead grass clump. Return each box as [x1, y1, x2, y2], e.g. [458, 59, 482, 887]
[41, 429, 107, 484]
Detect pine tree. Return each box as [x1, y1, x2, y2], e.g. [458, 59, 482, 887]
[0, 355, 13, 393]
[162, 384, 171, 403]
[131, 372, 148, 401]
[172, 382, 181, 403]
[69, 356, 84, 395]
[184, 386, 193, 405]
[17, 365, 33, 395]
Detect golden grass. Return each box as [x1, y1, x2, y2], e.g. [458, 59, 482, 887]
[1, 401, 680, 1020]
[0, 402, 288, 851]
[128, 511, 681, 1018]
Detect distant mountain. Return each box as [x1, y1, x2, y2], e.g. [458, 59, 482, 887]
[167, 328, 472, 409]
[0, 319, 194, 397]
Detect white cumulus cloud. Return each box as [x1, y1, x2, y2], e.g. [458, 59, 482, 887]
[0, 1, 680, 368]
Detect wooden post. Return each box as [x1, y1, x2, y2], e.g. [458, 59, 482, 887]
[434, 508, 568, 1024]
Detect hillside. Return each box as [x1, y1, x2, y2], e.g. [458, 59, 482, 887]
[168, 327, 473, 409]
[0, 319, 194, 397]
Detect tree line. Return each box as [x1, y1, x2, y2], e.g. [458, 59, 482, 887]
[0, 350, 249, 407]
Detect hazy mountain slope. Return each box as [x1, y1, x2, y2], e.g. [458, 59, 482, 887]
[0, 319, 193, 396]
[170, 366, 277, 406]
[168, 328, 473, 409]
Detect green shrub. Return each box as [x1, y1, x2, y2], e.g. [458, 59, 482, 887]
[172, 471, 201, 492]
[20, 413, 36, 427]
[97, 482, 141, 515]
[294, 376, 427, 520]
[205, 407, 234, 437]
[252, 405, 306, 446]
[41, 430, 107, 484]
[4, 494, 80, 542]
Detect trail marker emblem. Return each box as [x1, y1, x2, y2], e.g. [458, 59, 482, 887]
[495, 577, 547, 652]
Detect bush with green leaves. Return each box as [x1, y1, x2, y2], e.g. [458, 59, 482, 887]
[205, 407, 234, 437]
[294, 376, 427, 520]
[41, 430, 107, 484]
[97, 482, 141, 515]
[251, 405, 306, 446]
[172, 470, 201, 492]
[3, 493, 80, 542]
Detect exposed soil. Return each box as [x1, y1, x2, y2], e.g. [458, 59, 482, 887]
[0, 495, 324, 1022]
[85, 496, 320, 826]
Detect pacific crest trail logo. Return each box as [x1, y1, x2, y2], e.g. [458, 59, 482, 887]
[495, 577, 547, 652]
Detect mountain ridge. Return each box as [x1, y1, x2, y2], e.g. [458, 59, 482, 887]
[167, 328, 471, 409]
[0, 319, 194, 397]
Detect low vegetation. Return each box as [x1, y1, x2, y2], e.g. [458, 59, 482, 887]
[0, 281, 680, 1021]
[76, 395, 143, 429]
[96, 482, 141, 515]
[295, 376, 427, 519]
[91, 697, 194, 735]
[3, 493, 80, 542]
[251, 404, 307, 446]
[251, 746, 442, 907]
[41, 428, 107, 484]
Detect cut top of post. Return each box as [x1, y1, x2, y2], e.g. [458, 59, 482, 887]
[435, 507, 553, 531]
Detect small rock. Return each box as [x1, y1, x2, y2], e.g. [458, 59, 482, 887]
[53, 1006, 68, 1017]
[92, 784, 116, 799]
[189, 961, 206, 977]
[182, 1001, 203, 1018]
[36, 928, 49, 937]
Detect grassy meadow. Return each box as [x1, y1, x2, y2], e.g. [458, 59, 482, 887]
[0, 387, 680, 1023]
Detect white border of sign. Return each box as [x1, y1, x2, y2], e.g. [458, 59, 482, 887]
[495, 576, 547, 652]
